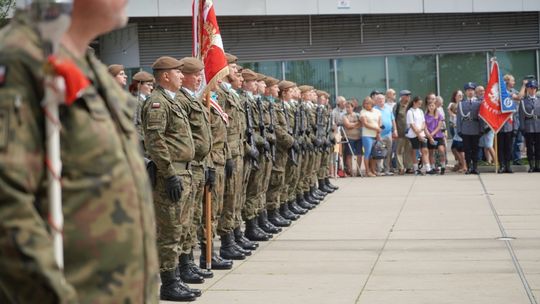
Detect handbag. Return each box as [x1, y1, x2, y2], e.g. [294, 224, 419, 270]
[371, 140, 388, 160]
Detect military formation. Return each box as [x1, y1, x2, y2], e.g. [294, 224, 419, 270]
[137, 53, 340, 301]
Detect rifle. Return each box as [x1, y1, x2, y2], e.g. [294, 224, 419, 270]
[256, 97, 271, 160]
[299, 103, 312, 153]
[267, 100, 277, 162]
[283, 101, 298, 165]
[324, 107, 334, 152]
[315, 104, 325, 152]
[244, 99, 260, 170]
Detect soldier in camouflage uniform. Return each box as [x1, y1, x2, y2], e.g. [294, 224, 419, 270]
[308, 88, 331, 199]
[142, 56, 199, 301]
[0, 2, 159, 303]
[175, 57, 214, 284]
[316, 90, 339, 192]
[264, 78, 296, 227]
[131, 70, 154, 144]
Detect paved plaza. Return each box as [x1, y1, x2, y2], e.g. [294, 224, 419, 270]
[164, 172, 540, 304]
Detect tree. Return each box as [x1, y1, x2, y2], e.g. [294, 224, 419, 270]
[0, 0, 15, 28]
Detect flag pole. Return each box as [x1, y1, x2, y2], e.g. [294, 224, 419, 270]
[494, 132, 498, 173]
[204, 90, 213, 271]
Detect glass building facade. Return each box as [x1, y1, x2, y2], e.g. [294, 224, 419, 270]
[241, 49, 538, 107]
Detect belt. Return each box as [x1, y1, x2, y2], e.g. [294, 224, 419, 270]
[190, 160, 205, 167]
[173, 161, 191, 171]
[462, 117, 479, 121]
[525, 115, 539, 120]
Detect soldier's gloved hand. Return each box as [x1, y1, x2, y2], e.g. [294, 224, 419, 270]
[292, 140, 300, 153]
[249, 146, 260, 160]
[267, 133, 276, 144]
[314, 138, 323, 147]
[166, 175, 183, 202]
[205, 168, 216, 188]
[144, 158, 157, 188]
[225, 159, 235, 179]
[263, 140, 271, 152]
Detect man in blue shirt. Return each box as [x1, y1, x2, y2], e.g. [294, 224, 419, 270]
[374, 93, 398, 175]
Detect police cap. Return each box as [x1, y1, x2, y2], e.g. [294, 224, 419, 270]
[464, 82, 477, 90]
[526, 80, 538, 89]
[180, 57, 204, 74]
[152, 56, 183, 71]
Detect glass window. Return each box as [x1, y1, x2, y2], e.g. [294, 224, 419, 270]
[388, 55, 437, 98]
[284, 59, 335, 99]
[240, 61, 282, 80]
[439, 52, 487, 105]
[491, 50, 537, 85]
[336, 57, 385, 103]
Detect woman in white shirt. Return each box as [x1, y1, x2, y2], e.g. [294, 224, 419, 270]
[406, 96, 435, 175]
[360, 97, 382, 177]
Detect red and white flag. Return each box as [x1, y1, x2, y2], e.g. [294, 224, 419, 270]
[192, 0, 229, 92]
[479, 59, 513, 133]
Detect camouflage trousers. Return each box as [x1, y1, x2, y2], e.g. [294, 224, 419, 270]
[310, 151, 322, 186]
[286, 153, 303, 202]
[198, 164, 224, 241]
[266, 170, 285, 210]
[220, 154, 243, 235]
[181, 164, 205, 254]
[318, 151, 330, 178]
[244, 155, 270, 220]
[298, 152, 313, 193]
[154, 172, 193, 271]
[259, 155, 273, 210]
[235, 156, 252, 227]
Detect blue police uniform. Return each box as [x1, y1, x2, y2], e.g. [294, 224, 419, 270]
[456, 82, 483, 174]
[518, 80, 540, 172]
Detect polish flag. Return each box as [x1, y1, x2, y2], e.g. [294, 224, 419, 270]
[479, 59, 513, 133]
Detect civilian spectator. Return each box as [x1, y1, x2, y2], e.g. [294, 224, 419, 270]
[360, 97, 382, 177]
[342, 101, 363, 176]
[333, 96, 347, 125]
[386, 89, 397, 111]
[395, 90, 413, 174]
[374, 93, 397, 176]
[406, 96, 435, 175]
[424, 97, 447, 174]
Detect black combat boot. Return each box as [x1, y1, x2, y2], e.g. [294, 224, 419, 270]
[244, 218, 271, 241]
[504, 161, 513, 173]
[219, 232, 246, 260]
[188, 249, 213, 278]
[318, 179, 334, 193]
[258, 210, 282, 234]
[497, 162, 506, 174]
[179, 253, 204, 284]
[535, 160, 540, 172]
[160, 270, 197, 302]
[471, 161, 479, 175]
[199, 242, 233, 270]
[289, 199, 308, 215]
[296, 194, 315, 210]
[325, 177, 339, 190]
[310, 186, 325, 200]
[234, 226, 258, 250]
[304, 191, 320, 205]
[267, 208, 292, 227]
[174, 267, 202, 297]
[280, 202, 300, 220]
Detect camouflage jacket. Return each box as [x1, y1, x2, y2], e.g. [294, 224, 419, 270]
[0, 11, 159, 304]
[216, 83, 244, 158]
[208, 93, 231, 166]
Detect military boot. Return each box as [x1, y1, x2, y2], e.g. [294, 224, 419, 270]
[289, 199, 308, 214]
[296, 194, 315, 210]
[173, 267, 202, 297]
[535, 160, 540, 172]
[244, 218, 271, 241]
[504, 161, 513, 173]
[310, 187, 325, 200]
[219, 232, 246, 260]
[325, 177, 339, 190]
[199, 242, 233, 270]
[267, 208, 292, 227]
[233, 226, 258, 250]
[280, 202, 300, 220]
[471, 161, 479, 175]
[319, 179, 334, 193]
[258, 210, 282, 234]
[188, 249, 213, 278]
[179, 253, 204, 284]
[497, 162, 506, 174]
[160, 270, 197, 302]
[304, 191, 320, 205]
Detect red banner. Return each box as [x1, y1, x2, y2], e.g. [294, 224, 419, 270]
[479, 60, 512, 133]
[192, 0, 229, 91]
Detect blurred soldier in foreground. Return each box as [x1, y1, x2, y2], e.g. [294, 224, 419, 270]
[0, 0, 159, 302]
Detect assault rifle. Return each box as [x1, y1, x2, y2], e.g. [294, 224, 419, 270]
[283, 102, 298, 166]
[244, 99, 260, 170]
[267, 101, 277, 162]
[256, 97, 271, 160]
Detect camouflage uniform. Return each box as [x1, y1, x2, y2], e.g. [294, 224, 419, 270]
[0, 12, 159, 303]
[286, 100, 304, 203]
[217, 83, 245, 234]
[297, 101, 313, 196]
[258, 98, 274, 212]
[143, 85, 194, 273]
[176, 88, 212, 253]
[265, 96, 294, 210]
[318, 105, 333, 179]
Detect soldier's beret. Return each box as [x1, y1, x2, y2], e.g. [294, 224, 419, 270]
[265, 77, 280, 87]
[225, 53, 238, 64]
[526, 80, 538, 88]
[180, 57, 204, 74]
[316, 90, 330, 98]
[242, 69, 258, 81]
[132, 71, 154, 82]
[399, 89, 412, 96]
[464, 82, 477, 90]
[298, 85, 314, 94]
[278, 80, 296, 91]
[152, 56, 183, 70]
[107, 64, 124, 76]
[256, 73, 267, 82]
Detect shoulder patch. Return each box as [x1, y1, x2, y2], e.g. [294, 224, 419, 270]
[151, 102, 161, 109]
[0, 65, 7, 87]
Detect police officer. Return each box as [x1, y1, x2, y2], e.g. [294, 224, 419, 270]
[1, 1, 159, 302]
[518, 80, 540, 172]
[142, 56, 199, 301]
[457, 82, 483, 174]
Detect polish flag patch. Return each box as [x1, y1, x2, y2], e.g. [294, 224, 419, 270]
[151, 102, 161, 108]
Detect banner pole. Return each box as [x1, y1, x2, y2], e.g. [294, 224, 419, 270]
[494, 132, 498, 173]
[205, 91, 213, 271]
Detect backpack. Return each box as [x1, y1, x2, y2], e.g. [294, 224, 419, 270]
[371, 140, 388, 160]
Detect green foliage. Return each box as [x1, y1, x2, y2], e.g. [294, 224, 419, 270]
[0, 0, 15, 28]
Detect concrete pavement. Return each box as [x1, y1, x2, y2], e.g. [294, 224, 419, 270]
[163, 172, 540, 304]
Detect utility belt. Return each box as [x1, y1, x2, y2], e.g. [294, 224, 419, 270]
[525, 115, 539, 120]
[190, 160, 205, 168]
[462, 117, 479, 122]
[173, 161, 192, 172]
